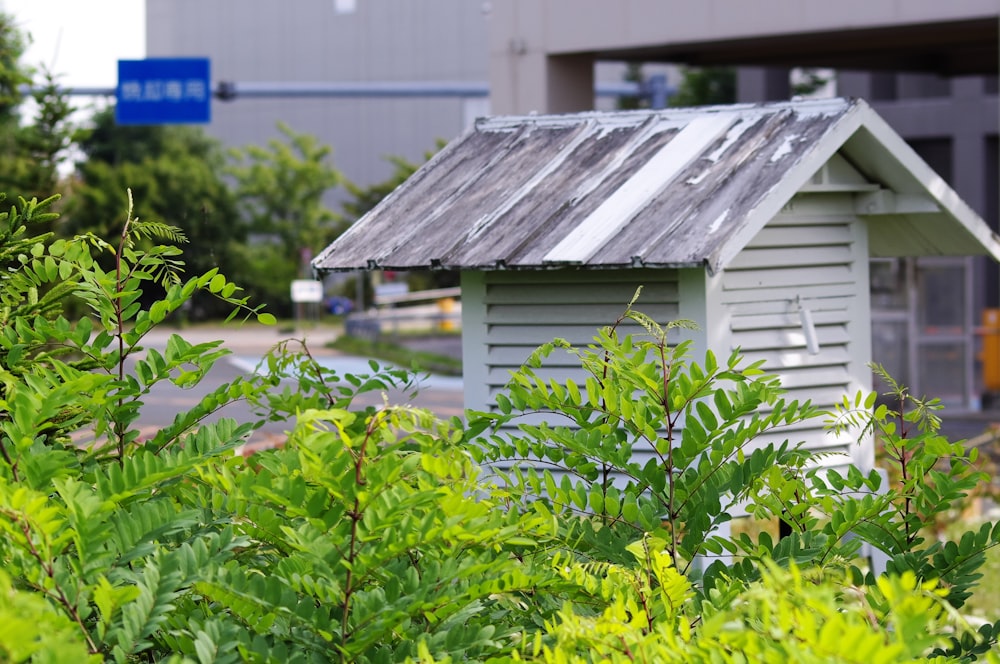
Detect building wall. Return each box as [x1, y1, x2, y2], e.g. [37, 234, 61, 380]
[490, 1, 998, 115]
[714, 191, 873, 469]
[145, 0, 491, 197]
[460, 189, 875, 470]
[490, 0, 998, 60]
[460, 268, 681, 417]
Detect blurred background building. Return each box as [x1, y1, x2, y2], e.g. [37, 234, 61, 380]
[147, 0, 999, 409]
[146, 0, 490, 195]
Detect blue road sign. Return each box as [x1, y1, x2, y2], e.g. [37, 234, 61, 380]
[116, 58, 211, 125]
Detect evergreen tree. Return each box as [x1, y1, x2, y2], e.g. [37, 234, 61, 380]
[0, 14, 78, 203]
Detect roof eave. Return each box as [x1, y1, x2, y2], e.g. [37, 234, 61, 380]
[841, 102, 1000, 262]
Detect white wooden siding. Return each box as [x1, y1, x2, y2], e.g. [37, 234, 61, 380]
[472, 269, 681, 410]
[719, 191, 873, 469]
[459, 268, 683, 479]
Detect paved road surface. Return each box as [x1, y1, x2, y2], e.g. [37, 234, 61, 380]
[130, 325, 465, 450]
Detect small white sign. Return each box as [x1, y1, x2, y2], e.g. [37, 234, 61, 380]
[291, 279, 324, 303]
[374, 282, 409, 298]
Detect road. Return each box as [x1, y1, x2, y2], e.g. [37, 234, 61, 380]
[129, 325, 465, 451]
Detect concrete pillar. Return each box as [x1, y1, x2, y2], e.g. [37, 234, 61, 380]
[869, 73, 898, 101]
[545, 55, 595, 113]
[490, 49, 594, 115]
[737, 66, 791, 103]
[836, 71, 874, 98]
[490, 49, 549, 115]
[950, 76, 997, 310]
[949, 77, 992, 222]
[489, 0, 546, 114]
[490, 0, 593, 115]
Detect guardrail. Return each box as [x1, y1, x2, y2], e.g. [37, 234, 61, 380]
[348, 288, 462, 340]
[373, 286, 461, 307]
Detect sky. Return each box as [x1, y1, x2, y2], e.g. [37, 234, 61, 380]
[2, 0, 145, 87]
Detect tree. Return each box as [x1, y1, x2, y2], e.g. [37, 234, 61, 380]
[616, 62, 649, 110]
[0, 14, 78, 204]
[5, 70, 80, 202]
[669, 66, 828, 109]
[0, 11, 29, 132]
[65, 108, 241, 318]
[669, 66, 737, 107]
[792, 67, 832, 97]
[228, 122, 343, 316]
[341, 154, 419, 223]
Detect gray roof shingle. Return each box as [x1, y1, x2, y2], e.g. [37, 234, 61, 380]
[314, 98, 1000, 274]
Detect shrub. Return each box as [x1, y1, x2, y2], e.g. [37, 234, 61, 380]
[0, 194, 997, 661]
[475, 290, 1000, 660]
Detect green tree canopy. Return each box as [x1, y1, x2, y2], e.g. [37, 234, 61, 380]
[0, 11, 28, 127]
[227, 122, 343, 315]
[65, 108, 240, 318]
[5, 70, 79, 201]
[616, 62, 649, 110]
[669, 66, 737, 107]
[341, 154, 418, 223]
[340, 143, 461, 294]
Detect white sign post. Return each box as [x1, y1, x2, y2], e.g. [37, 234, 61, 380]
[291, 280, 323, 303]
[291, 279, 324, 331]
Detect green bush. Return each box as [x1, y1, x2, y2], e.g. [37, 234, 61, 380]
[1, 193, 998, 662]
[475, 295, 1000, 661]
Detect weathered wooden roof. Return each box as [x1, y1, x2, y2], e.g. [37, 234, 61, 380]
[314, 98, 1000, 274]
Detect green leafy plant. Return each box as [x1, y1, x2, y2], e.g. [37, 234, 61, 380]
[1, 195, 998, 662]
[0, 192, 558, 662]
[525, 561, 978, 663]
[826, 365, 1000, 658]
[476, 289, 1000, 660]
[0, 192, 277, 660]
[477, 291, 818, 578]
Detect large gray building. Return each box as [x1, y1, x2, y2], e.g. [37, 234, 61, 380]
[149, 0, 999, 408]
[146, 0, 491, 192]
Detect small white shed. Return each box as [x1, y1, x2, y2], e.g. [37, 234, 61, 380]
[314, 98, 1000, 471]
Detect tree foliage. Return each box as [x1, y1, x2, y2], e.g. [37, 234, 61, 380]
[60, 109, 349, 319]
[228, 122, 344, 316]
[65, 109, 241, 318]
[340, 144, 458, 293]
[229, 121, 343, 253]
[669, 67, 737, 107]
[0, 11, 29, 131]
[1, 194, 999, 662]
[616, 62, 649, 111]
[3, 70, 78, 202]
[341, 153, 419, 224]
